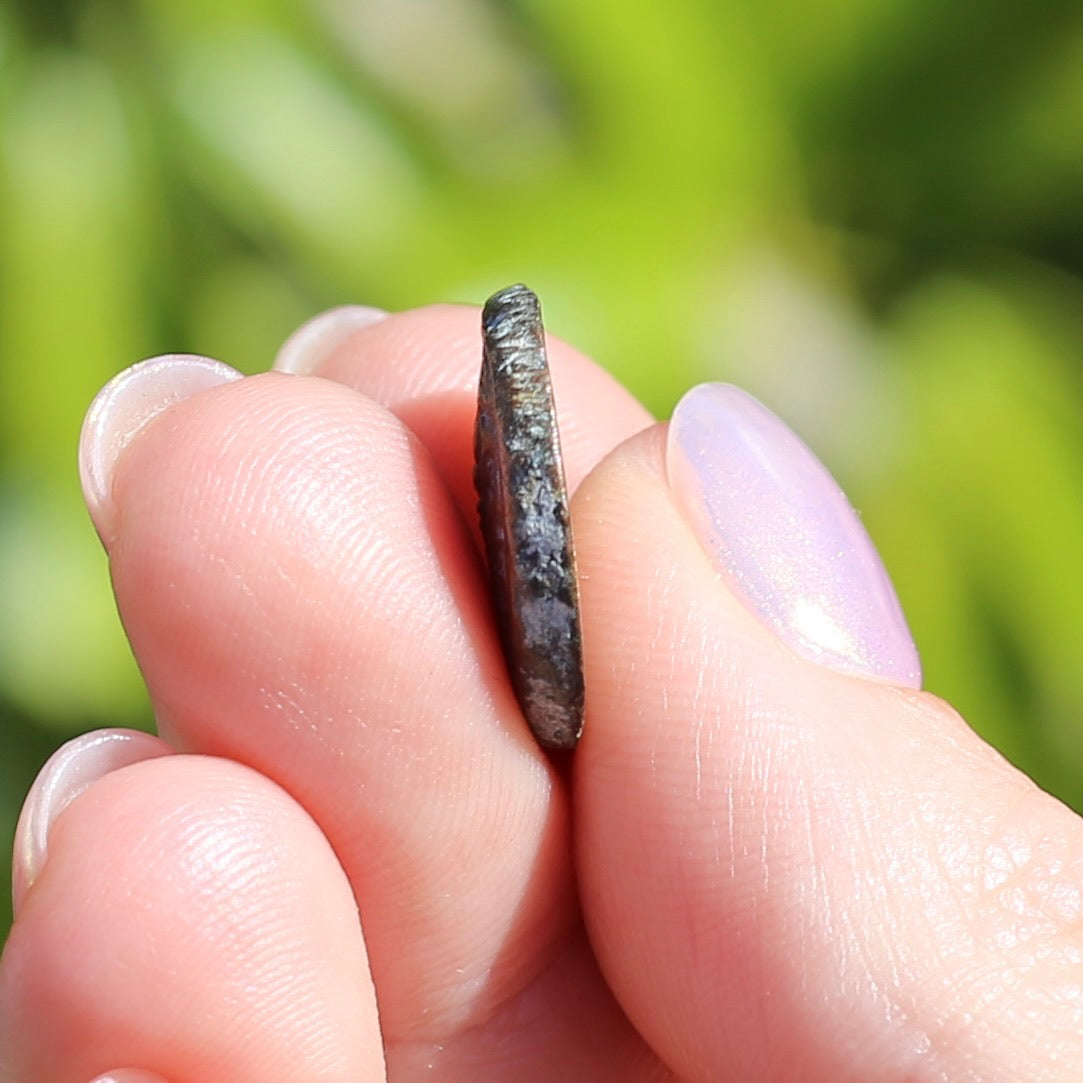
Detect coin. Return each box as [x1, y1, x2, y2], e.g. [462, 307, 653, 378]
[474, 284, 584, 749]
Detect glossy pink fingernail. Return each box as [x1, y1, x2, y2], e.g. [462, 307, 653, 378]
[273, 304, 390, 375]
[79, 354, 243, 543]
[88, 1072, 170, 1083]
[666, 383, 921, 687]
[12, 729, 173, 915]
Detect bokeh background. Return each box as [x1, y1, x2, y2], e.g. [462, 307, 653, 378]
[2, 0, 1083, 939]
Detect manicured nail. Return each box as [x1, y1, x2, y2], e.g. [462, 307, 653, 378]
[12, 729, 173, 915]
[273, 304, 390, 375]
[79, 354, 242, 542]
[666, 383, 921, 687]
[88, 1072, 170, 1083]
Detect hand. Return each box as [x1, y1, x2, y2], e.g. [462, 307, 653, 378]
[2, 302, 1080, 1082]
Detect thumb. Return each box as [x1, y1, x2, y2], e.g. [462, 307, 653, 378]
[572, 384, 1081, 1083]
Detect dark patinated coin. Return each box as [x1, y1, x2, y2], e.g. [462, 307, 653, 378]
[474, 284, 584, 749]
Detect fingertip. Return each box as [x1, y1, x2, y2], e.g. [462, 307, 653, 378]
[666, 383, 921, 688]
[12, 729, 173, 915]
[276, 300, 653, 498]
[79, 356, 242, 544]
[272, 305, 389, 375]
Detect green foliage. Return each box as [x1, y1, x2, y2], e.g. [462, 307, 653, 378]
[2, 0, 1083, 940]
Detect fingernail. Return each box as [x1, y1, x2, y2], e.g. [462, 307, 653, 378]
[12, 729, 172, 915]
[88, 1072, 170, 1083]
[666, 383, 921, 687]
[273, 304, 390, 375]
[79, 354, 242, 542]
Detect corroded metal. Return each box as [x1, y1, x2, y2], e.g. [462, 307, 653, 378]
[474, 284, 584, 749]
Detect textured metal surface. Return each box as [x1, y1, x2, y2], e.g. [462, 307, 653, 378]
[474, 284, 584, 749]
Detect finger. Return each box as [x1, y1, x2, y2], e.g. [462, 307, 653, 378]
[0, 736, 383, 1082]
[273, 302, 653, 523]
[87, 362, 569, 1034]
[572, 386, 1083, 1081]
[79, 358, 653, 1079]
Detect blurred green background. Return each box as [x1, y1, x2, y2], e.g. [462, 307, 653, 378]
[2, 0, 1082, 940]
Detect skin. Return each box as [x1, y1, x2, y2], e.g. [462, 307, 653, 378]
[1, 304, 1082, 1081]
